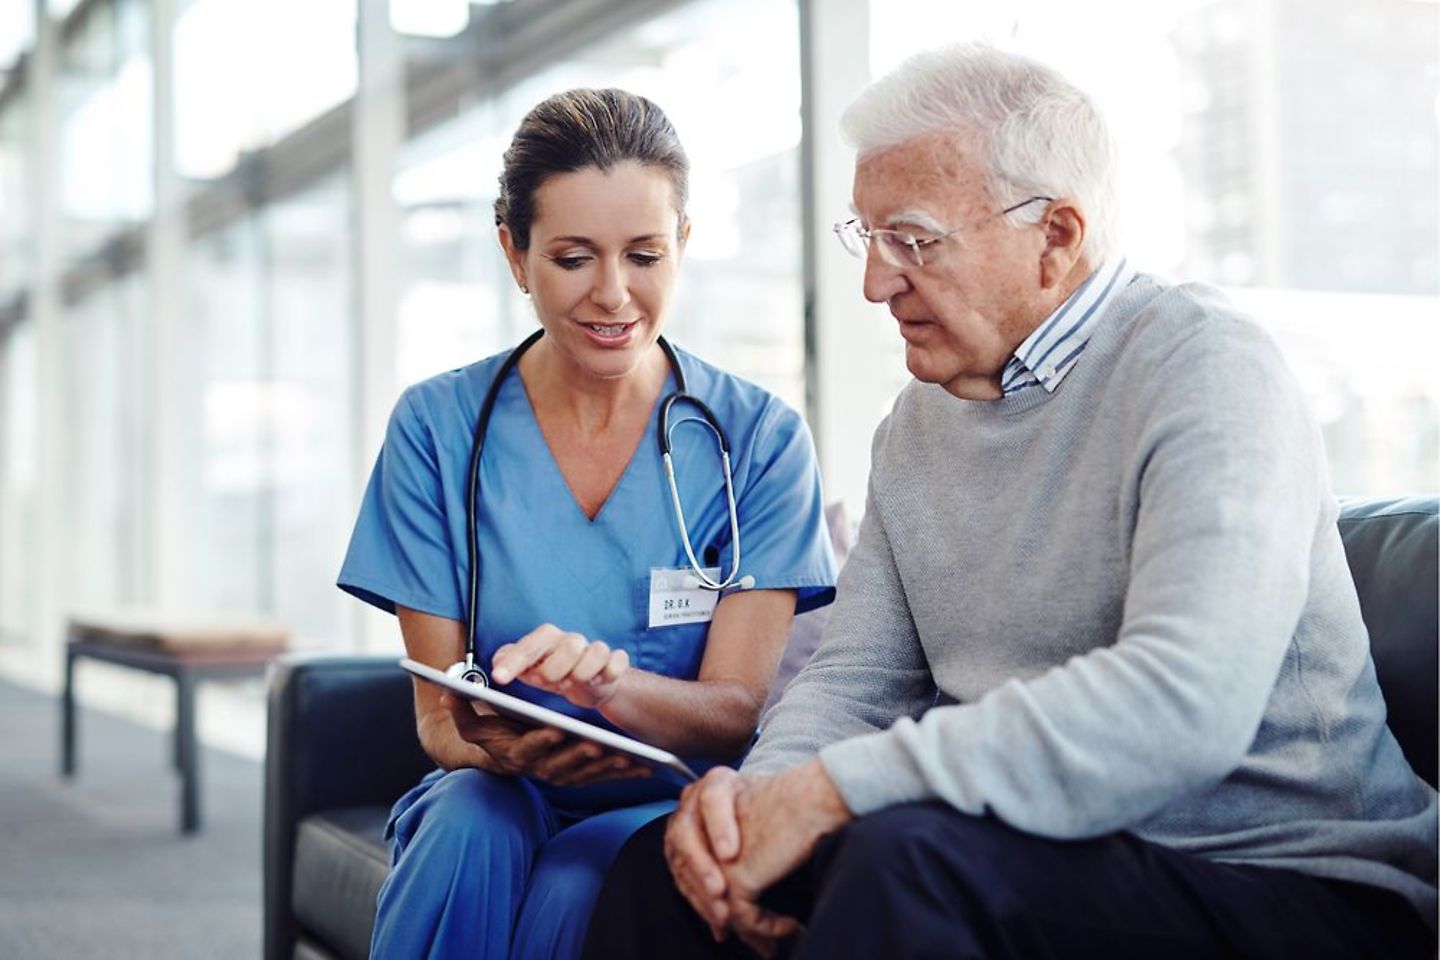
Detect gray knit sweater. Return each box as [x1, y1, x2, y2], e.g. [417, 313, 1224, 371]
[747, 274, 1438, 921]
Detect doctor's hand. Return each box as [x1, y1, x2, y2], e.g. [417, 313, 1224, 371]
[490, 623, 630, 710]
[442, 692, 650, 788]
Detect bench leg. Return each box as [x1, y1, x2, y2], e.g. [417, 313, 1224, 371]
[176, 674, 199, 834]
[61, 648, 77, 778]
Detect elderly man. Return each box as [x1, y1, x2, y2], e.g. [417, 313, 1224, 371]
[582, 43, 1437, 959]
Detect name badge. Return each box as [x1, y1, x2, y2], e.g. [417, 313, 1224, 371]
[648, 566, 721, 629]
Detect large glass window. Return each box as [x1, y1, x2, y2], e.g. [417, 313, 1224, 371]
[180, 175, 355, 645]
[392, 101, 517, 389]
[0, 94, 28, 299]
[173, 0, 357, 182]
[392, 0, 807, 410]
[265, 175, 356, 649]
[0, 320, 36, 649]
[57, 0, 153, 260]
[0, 0, 34, 75]
[184, 214, 268, 613]
[864, 0, 1439, 495]
[58, 275, 149, 609]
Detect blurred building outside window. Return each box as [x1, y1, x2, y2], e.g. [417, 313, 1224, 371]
[59, 275, 149, 611]
[0, 0, 1433, 743]
[263, 176, 355, 652]
[0, 91, 28, 299]
[178, 173, 354, 652]
[172, 0, 356, 181]
[0, 321, 36, 652]
[0, 0, 34, 74]
[57, 0, 153, 260]
[392, 0, 806, 412]
[860, 0, 1438, 498]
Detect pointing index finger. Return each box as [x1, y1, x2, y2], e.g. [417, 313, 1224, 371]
[491, 626, 558, 684]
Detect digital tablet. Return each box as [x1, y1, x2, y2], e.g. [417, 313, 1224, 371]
[400, 658, 698, 782]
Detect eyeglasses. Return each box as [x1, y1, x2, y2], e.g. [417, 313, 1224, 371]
[833, 196, 1054, 268]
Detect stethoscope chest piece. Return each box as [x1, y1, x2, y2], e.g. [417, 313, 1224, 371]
[445, 659, 488, 686]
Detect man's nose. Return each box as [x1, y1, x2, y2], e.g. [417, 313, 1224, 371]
[862, 247, 907, 304]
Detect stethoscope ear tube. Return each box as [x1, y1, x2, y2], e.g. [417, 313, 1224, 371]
[658, 393, 729, 456]
[457, 328, 545, 686]
[662, 441, 743, 592]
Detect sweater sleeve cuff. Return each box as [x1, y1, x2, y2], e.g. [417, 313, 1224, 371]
[818, 722, 935, 816]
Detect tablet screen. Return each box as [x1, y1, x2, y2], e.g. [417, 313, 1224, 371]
[400, 658, 698, 782]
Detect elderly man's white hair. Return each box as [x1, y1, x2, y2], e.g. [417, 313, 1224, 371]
[841, 42, 1119, 264]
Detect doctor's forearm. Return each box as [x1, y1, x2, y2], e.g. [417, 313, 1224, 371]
[599, 670, 761, 759]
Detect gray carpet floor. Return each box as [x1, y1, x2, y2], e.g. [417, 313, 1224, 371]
[0, 678, 262, 959]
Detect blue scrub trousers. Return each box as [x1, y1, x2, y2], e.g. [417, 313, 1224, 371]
[370, 767, 675, 960]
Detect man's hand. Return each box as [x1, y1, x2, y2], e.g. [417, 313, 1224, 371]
[722, 760, 853, 955]
[664, 767, 747, 941]
[444, 693, 649, 787]
[662, 761, 853, 953]
[491, 623, 630, 709]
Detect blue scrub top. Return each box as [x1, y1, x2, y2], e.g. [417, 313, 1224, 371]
[338, 339, 837, 809]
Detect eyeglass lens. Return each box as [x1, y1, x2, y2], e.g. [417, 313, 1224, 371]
[835, 222, 923, 267]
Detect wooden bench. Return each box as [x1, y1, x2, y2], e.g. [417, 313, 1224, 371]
[61, 612, 289, 834]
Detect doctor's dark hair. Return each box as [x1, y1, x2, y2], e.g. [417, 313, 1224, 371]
[494, 88, 690, 250]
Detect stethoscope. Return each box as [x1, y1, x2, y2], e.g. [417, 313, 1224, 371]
[446, 329, 750, 685]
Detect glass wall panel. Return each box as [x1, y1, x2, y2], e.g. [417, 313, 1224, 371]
[173, 0, 357, 181]
[58, 275, 148, 610]
[265, 174, 355, 648]
[57, 0, 153, 260]
[184, 214, 267, 613]
[0, 0, 34, 74]
[0, 320, 36, 646]
[393, 102, 516, 389]
[0, 93, 28, 299]
[866, 0, 1439, 496]
[393, 0, 807, 410]
[178, 175, 355, 643]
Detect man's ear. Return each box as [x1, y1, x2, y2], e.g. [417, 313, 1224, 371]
[497, 223, 529, 293]
[1039, 200, 1086, 289]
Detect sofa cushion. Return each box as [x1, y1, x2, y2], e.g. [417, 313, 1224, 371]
[1337, 496, 1438, 788]
[763, 502, 854, 714]
[292, 805, 393, 960]
[293, 939, 343, 960]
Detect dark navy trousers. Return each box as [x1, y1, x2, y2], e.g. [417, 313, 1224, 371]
[582, 801, 1433, 959]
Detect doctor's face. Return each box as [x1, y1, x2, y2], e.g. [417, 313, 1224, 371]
[502, 161, 688, 383]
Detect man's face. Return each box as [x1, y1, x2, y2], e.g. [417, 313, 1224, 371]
[852, 134, 1052, 400]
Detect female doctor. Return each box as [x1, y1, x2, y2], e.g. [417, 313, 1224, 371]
[337, 88, 837, 960]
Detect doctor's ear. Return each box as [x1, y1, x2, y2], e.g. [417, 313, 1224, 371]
[676, 215, 692, 252]
[497, 223, 529, 293]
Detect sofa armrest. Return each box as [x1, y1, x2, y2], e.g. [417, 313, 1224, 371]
[1338, 496, 1439, 789]
[263, 654, 433, 960]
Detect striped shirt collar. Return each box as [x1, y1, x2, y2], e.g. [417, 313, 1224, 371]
[1000, 257, 1136, 397]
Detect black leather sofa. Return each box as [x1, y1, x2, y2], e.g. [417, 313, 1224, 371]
[263, 496, 1438, 960]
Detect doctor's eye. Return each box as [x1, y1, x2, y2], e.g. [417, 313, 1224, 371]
[627, 251, 665, 267]
[544, 254, 592, 271]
